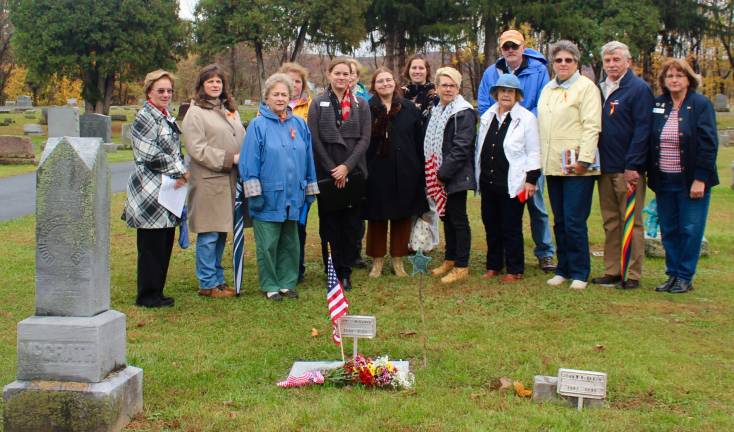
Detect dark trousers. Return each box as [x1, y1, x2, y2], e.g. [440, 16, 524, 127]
[318, 204, 362, 279]
[481, 186, 525, 274]
[656, 173, 711, 282]
[441, 191, 470, 267]
[546, 175, 595, 281]
[298, 221, 307, 278]
[136, 227, 175, 306]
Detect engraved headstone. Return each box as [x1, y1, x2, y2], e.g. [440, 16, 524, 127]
[714, 93, 729, 112]
[3, 137, 142, 432]
[16, 95, 32, 108]
[80, 113, 112, 143]
[22, 124, 43, 136]
[121, 123, 133, 149]
[47, 106, 80, 137]
[718, 131, 731, 147]
[40, 107, 48, 125]
[0, 135, 35, 165]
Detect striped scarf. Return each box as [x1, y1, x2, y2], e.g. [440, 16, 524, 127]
[423, 100, 456, 216]
[340, 86, 352, 121]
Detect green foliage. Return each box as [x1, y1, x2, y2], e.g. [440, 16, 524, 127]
[10, 0, 186, 113]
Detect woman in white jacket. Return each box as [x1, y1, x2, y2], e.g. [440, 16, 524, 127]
[475, 73, 541, 282]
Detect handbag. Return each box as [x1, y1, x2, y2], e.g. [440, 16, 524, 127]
[316, 171, 366, 212]
[409, 209, 439, 252]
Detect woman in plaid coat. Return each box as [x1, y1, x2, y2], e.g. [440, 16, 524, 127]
[122, 69, 188, 308]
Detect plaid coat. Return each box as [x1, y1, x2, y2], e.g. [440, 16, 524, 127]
[121, 102, 187, 228]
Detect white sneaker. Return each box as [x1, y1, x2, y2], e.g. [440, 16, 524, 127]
[547, 275, 568, 286]
[569, 280, 588, 290]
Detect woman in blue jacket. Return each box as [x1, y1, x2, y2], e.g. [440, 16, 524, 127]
[648, 58, 719, 294]
[240, 73, 319, 301]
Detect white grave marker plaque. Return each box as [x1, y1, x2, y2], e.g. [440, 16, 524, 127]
[338, 315, 376, 338]
[557, 368, 607, 411]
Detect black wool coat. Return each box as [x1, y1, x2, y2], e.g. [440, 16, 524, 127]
[364, 97, 429, 221]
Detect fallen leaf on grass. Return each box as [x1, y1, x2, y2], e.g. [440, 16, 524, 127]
[228, 412, 237, 419]
[456, 299, 465, 305]
[488, 377, 513, 391]
[311, 328, 319, 337]
[399, 331, 417, 337]
[513, 381, 532, 398]
[136, 321, 146, 328]
[594, 344, 605, 352]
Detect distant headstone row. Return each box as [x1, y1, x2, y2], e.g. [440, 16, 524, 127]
[0, 136, 35, 165]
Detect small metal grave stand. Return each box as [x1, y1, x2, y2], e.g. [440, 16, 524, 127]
[557, 368, 607, 411]
[338, 315, 376, 360]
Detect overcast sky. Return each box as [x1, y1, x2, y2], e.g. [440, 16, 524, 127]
[179, 0, 197, 21]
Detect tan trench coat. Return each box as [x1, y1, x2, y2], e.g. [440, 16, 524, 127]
[182, 101, 246, 233]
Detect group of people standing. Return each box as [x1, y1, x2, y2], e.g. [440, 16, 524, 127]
[121, 29, 719, 308]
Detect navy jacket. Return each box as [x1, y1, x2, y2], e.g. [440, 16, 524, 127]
[647, 91, 719, 192]
[598, 71, 653, 174]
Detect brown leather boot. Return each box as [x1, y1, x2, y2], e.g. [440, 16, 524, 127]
[369, 257, 384, 278]
[431, 260, 455, 277]
[199, 287, 235, 298]
[441, 267, 469, 284]
[392, 257, 408, 277]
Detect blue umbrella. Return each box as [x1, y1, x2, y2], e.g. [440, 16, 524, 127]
[232, 179, 245, 295]
[178, 206, 189, 249]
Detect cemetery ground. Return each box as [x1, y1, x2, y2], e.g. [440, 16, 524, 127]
[0, 146, 732, 431]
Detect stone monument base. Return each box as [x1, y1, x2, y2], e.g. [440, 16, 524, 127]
[3, 366, 143, 432]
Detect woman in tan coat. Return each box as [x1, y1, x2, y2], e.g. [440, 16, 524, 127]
[182, 64, 246, 298]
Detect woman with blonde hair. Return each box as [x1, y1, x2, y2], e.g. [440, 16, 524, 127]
[122, 69, 187, 308]
[278, 62, 312, 120]
[182, 64, 246, 298]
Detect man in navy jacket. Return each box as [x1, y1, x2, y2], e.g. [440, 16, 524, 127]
[477, 29, 556, 273]
[592, 41, 653, 289]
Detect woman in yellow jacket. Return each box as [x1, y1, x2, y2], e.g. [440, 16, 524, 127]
[537, 40, 602, 290]
[278, 62, 313, 282]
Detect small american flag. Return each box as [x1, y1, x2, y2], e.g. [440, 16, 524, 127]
[326, 254, 349, 345]
[277, 370, 324, 388]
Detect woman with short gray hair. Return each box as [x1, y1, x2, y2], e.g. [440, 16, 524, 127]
[239, 72, 318, 301]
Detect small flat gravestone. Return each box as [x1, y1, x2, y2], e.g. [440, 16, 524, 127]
[645, 233, 708, 257]
[110, 114, 127, 122]
[47, 106, 80, 138]
[23, 124, 43, 136]
[532, 375, 605, 408]
[80, 113, 112, 143]
[0, 106, 11, 113]
[714, 94, 730, 112]
[0, 135, 35, 165]
[718, 131, 732, 147]
[121, 123, 133, 149]
[3, 137, 142, 432]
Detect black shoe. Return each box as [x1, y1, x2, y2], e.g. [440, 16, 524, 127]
[538, 256, 556, 273]
[592, 274, 622, 285]
[352, 258, 367, 269]
[341, 277, 352, 291]
[668, 278, 693, 294]
[616, 279, 639, 290]
[160, 296, 175, 306]
[263, 292, 284, 301]
[655, 276, 676, 292]
[281, 289, 299, 299]
[136, 298, 174, 308]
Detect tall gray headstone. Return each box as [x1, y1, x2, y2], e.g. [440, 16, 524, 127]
[16, 95, 32, 108]
[3, 137, 142, 432]
[714, 94, 730, 112]
[80, 113, 112, 143]
[47, 106, 80, 138]
[121, 123, 133, 149]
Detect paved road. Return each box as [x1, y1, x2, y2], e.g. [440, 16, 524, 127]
[0, 161, 134, 221]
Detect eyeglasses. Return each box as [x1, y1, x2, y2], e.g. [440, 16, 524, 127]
[155, 88, 174, 94]
[439, 83, 458, 89]
[375, 78, 394, 84]
[554, 58, 575, 64]
[665, 73, 686, 80]
[502, 42, 520, 51]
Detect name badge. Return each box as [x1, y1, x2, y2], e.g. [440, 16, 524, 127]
[320, 101, 330, 107]
[652, 107, 665, 114]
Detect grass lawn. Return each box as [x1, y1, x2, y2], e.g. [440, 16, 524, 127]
[0, 105, 259, 179]
[0, 144, 732, 430]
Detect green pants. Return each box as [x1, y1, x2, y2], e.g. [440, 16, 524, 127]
[253, 219, 300, 293]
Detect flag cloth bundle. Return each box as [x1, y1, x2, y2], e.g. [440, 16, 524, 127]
[621, 186, 636, 282]
[276, 371, 325, 388]
[326, 254, 349, 345]
[232, 179, 246, 295]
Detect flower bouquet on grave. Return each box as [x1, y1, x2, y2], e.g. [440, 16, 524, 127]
[322, 354, 415, 390]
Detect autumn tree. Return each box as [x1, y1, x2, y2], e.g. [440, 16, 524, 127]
[10, 0, 187, 114]
[0, 0, 14, 103]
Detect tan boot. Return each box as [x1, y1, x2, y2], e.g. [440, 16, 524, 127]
[392, 257, 408, 277]
[431, 260, 455, 277]
[441, 267, 469, 284]
[369, 257, 384, 278]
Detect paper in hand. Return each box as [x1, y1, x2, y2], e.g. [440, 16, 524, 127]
[158, 175, 188, 218]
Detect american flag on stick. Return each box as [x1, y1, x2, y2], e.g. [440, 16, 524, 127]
[326, 254, 349, 345]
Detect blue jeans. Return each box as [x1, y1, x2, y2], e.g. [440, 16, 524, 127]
[528, 174, 555, 258]
[655, 173, 711, 282]
[196, 232, 227, 289]
[546, 176, 595, 281]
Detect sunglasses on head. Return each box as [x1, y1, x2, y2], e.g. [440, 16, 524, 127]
[554, 58, 575, 64]
[502, 42, 520, 50]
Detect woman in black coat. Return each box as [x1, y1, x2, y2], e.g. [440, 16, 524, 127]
[365, 67, 429, 278]
[648, 58, 719, 294]
[424, 67, 478, 284]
